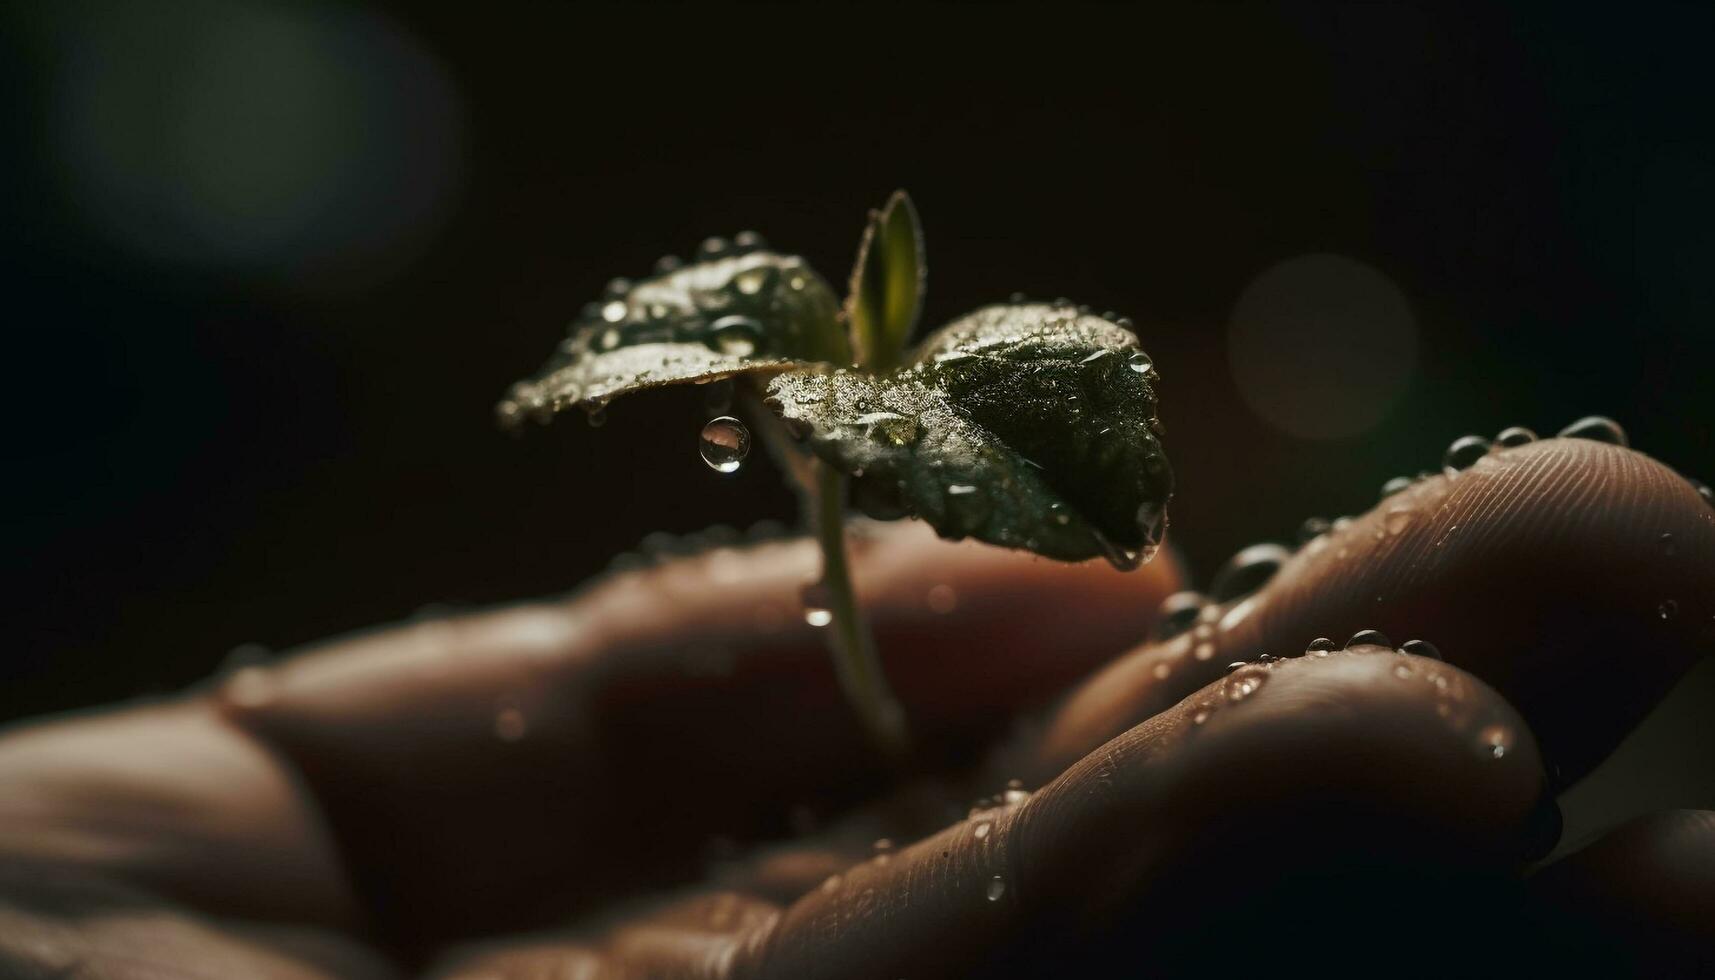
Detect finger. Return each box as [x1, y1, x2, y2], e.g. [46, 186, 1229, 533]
[221, 520, 1183, 944]
[1028, 437, 1715, 786]
[430, 650, 1549, 979]
[1525, 809, 1715, 975]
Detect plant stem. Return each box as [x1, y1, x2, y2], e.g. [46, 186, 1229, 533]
[811, 461, 910, 759]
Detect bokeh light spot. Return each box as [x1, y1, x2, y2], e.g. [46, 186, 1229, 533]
[1228, 253, 1418, 440]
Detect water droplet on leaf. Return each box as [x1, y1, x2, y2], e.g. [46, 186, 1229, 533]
[1398, 639, 1442, 660]
[1495, 426, 1537, 447]
[1443, 435, 1491, 474]
[1557, 415, 1627, 446]
[1345, 629, 1392, 649]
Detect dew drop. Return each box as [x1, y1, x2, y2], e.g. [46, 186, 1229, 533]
[1003, 788, 1030, 805]
[1305, 636, 1336, 655]
[1126, 350, 1155, 374]
[699, 236, 729, 258]
[1495, 426, 1537, 447]
[986, 876, 1007, 902]
[1331, 516, 1354, 533]
[1151, 591, 1207, 642]
[1225, 661, 1247, 674]
[1393, 663, 1414, 679]
[1344, 629, 1392, 649]
[710, 315, 763, 357]
[1398, 639, 1442, 660]
[947, 484, 979, 496]
[1658, 599, 1678, 621]
[1557, 415, 1628, 446]
[1208, 543, 1290, 603]
[1657, 532, 1676, 556]
[873, 837, 894, 854]
[601, 300, 628, 323]
[1190, 706, 1213, 726]
[973, 821, 991, 841]
[1383, 507, 1415, 534]
[1381, 476, 1413, 498]
[699, 416, 751, 473]
[821, 874, 842, 893]
[597, 327, 622, 350]
[1442, 435, 1492, 474]
[733, 230, 767, 250]
[732, 266, 771, 296]
[804, 608, 832, 628]
[1691, 478, 1714, 507]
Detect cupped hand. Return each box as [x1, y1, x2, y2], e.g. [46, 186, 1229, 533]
[1, 438, 1711, 978]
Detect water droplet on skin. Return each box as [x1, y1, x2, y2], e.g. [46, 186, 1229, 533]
[1479, 725, 1513, 760]
[1399, 639, 1443, 660]
[1297, 516, 1331, 544]
[1208, 543, 1290, 602]
[1126, 350, 1154, 374]
[926, 584, 958, 614]
[1557, 415, 1628, 446]
[1305, 637, 1336, 655]
[1443, 435, 1492, 474]
[1223, 665, 1269, 702]
[1495, 426, 1537, 447]
[987, 876, 1007, 902]
[1381, 476, 1413, 498]
[699, 416, 751, 473]
[973, 822, 991, 841]
[1658, 599, 1678, 621]
[1384, 507, 1415, 534]
[1151, 591, 1207, 642]
[1345, 629, 1392, 649]
[1658, 532, 1676, 556]
[494, 705, 527, 742]
[601, 300, 628, 323]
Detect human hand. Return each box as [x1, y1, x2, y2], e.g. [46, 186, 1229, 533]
[1, 437, 1711, 977]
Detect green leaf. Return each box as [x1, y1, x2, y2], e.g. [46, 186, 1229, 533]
[845, 191, 925, 372]
[497, 243, 846, 429]
[765, 301, 1173, 569]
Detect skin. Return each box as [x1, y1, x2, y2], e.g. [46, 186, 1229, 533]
[0, 438, 1710, 977]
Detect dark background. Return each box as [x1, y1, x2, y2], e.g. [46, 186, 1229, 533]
[3, 2, 1711, 740]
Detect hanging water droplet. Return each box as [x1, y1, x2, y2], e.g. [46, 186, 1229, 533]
[1443, 435, 1492, 474]
[1126, 350, 1154, 374]
[1208, 544, 1290, 602]
[804, 608, 832, 627]
[1383, 507, 1416, 534]
[1305, 636, 1336, 655]
[1657, 532, 1676, 556]
[699, 416, 751, 473]
[709, 315, 762, 357]
[1398, 639, 1442, 660]
[801, 580, 834, 628]
[1495, 426, 1537, 447]
[1345, 629, 1392, 649]
[1658, 599, 1678, 621]
[986, 876, 1007, 902]
[1557, 415, 1628, 446]
[1380, 476, 1413, 498]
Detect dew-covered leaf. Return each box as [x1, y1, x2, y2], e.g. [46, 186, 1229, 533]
[845, 191, 925, 371]
[766, 302, 1173, 568]
[497, 242, 846, 428]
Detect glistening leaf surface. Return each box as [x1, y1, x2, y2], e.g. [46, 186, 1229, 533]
[498, 244, 844, 428]
[766, 302, 1173, 568]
